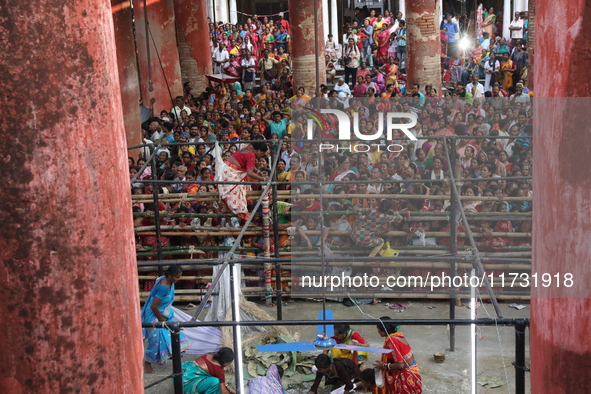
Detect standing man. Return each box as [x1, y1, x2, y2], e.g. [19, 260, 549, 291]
[212, 42, 229, 74]
[343, 37, 361, 87]
[508, 11, 524, 44]
[360, 18, 374, 67]
[170, 96, 192, 121]
[258, 49, 279, 86]
[442, 14, 459, 58]
[395, 20, 407, 70]
[277, 12, 290, 33]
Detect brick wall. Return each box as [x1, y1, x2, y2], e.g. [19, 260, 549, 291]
[176, 24, 205, 92]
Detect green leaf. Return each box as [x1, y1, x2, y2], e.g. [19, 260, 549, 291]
[477, 376, 505, 388]
[247, 361, 260, 378]
[256, 363, 267, 376]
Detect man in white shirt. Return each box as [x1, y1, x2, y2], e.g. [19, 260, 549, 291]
[147, 120, 163, 142]
[508, 12, 524, 43]
[212, 42, 229, 74]
[170, 96, 191, 121]
[510, 83, 531, 107]
[466, 74, 485, 98]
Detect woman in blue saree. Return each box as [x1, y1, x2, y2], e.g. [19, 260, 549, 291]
[142, 265, 191, 373]
[183, 347, 236, 394]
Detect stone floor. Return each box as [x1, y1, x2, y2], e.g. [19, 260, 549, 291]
[144, 298, 530, 394]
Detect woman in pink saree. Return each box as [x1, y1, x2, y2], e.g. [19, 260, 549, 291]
[376, 26, 391, 66]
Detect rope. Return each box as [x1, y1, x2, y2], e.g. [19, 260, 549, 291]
[476, 288, 512, 394]
[236, 10, 289, 18]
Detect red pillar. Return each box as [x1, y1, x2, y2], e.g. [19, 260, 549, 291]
[174, 0, 213, 93]
[531, 0, 591, 392]
[0, 0, 143, 392]
[406, 0, 442, 93]
[288, 0, 326, 94]
[133, 0, 183, 113]
[112, 0, 142, 151]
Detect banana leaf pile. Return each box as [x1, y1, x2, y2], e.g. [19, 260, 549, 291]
[243, 333, 318, 390]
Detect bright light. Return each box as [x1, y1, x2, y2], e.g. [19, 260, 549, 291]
[460, 37, 471, 51]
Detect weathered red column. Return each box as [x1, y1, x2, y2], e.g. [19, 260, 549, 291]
[406, 0, 442, 93]
[133, 0, 183, 112]
[174, 0, 213, 93]
[112, 0, 142, 151]
[288, 0, 326, 94]
[0, 0, 143, 392]
[531, 0, 591, 392]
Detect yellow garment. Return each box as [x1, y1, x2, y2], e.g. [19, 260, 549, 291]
[177, 146, 196, 156]
[230, 45, 241, 56]
[379, 241, 399, 258]
[330, 330, 369, 364]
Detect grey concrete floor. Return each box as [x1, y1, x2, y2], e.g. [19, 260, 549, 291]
[144, 299, 530, 394]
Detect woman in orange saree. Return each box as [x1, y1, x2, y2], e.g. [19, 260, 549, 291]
[499, 52, 516, 91]
[368, 318, 423, 394]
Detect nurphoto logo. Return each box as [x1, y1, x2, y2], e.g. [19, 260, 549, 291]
[306, 110, 418, 153]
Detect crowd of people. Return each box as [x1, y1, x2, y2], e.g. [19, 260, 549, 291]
[137, 9, 533, 390]
[133, 7, 533, 287]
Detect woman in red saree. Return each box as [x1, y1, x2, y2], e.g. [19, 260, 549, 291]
[370, 317, 422, 394]
[218, 141, 268, 221]
[378, 56, 399, 88]
[376, 26, 391, 66]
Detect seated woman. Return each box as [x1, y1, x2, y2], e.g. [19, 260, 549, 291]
[182, 347, 236, 394]
[327, 324, 370, 367]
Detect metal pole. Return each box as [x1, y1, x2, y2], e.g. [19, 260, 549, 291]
[262, 194, 273, 306]
[514, 322, 527, 394]
[150, 145, 163, 276]
[229, 261, 243, 393]
[170, 322, 183, 394]
[272, 182, 283, 320]
[449, 137, 458, 352]
[443, 137, 503, 318]
[144, 317, 529, 328]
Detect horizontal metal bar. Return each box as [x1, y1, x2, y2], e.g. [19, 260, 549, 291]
[137, 255, 532, 267]
[134, 176, 532, 185]
[142, 317, 529, 329]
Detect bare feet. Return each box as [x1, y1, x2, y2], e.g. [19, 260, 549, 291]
[144, 361, 154, 374]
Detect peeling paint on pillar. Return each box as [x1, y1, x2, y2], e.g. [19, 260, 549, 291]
[406, 0, 442, 93]
[288, 0, 326, 94]
[133, 0, 183, 111]
[0, 0, 144, 392]
[174, 0, 213, 93]
[532, 0, 591, 392]
[112, 0, 142, 151]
